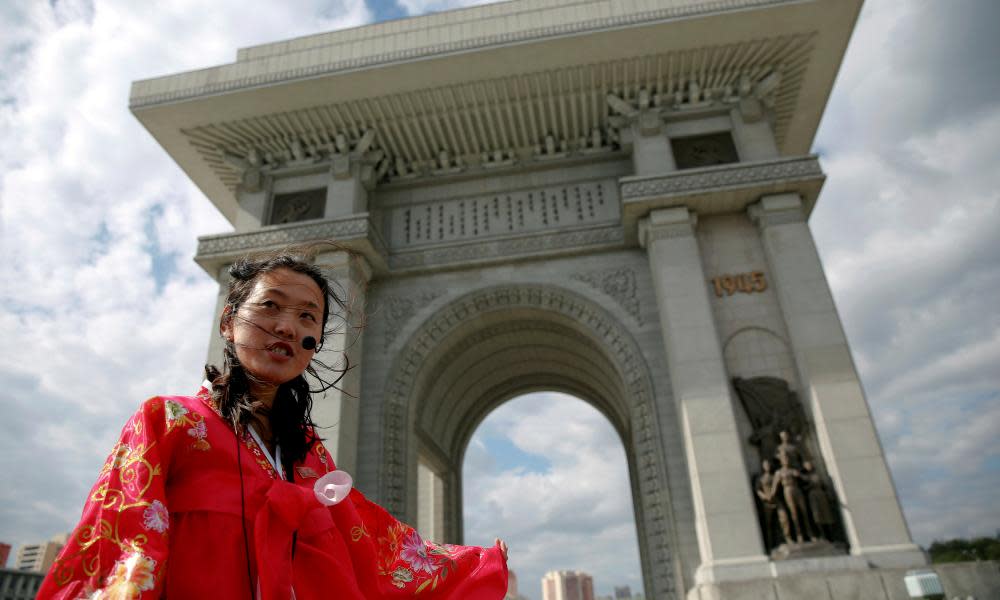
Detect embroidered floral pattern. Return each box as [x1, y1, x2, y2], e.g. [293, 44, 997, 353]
[163, 400, 188, 426]
[370, 522, 457, 593]
[102, 443, 133, 475]
[186, 420, 210, 451]
[401, 532, 438, 574]
[391, 566, 414, 588]
[142, 501, 169, 534]
[102, 551, 157, 599]
[242, 432, 279, 479]
[45, 390, 504, 599]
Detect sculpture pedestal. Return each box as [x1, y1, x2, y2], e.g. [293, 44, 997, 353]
[770, 540, 845, 561]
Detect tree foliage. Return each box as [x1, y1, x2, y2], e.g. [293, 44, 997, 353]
[927, 533, 1000, 564]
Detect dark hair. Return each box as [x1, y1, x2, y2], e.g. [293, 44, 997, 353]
[203, 246, 360, 475]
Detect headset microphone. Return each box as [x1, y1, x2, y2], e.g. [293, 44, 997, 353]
[302, 336, 317, 351]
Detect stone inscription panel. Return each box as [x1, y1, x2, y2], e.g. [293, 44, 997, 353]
[386, 180, 620, 249]
[710, 271, 768, 297]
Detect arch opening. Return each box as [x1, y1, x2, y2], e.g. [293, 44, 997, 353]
[379, 285, 686, 599]
[460, 391, 645, 599]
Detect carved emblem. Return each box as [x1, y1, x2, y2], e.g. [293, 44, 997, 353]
[571, 268, 642, 325]
[381, 291, 446, 350]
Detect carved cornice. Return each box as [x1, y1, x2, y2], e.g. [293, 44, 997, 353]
[130, 0, 800, 109]
[388, 225, 624, 272]
[620, 156, 823, 201]
[194, 215, 389, 276]
[197, 216, 372, 255]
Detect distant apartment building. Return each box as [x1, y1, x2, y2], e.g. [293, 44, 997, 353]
[614, 585, 632, 599]
[542, 570, 594, 600]
[0, 542, 10, 569]
[15, 533, 67, 573]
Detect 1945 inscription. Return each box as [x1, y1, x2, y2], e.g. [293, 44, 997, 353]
[711, 271, 767, 297]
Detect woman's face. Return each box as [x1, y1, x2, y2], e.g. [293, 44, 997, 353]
[221, 267, 325, 387]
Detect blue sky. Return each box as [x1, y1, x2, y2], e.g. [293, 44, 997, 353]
[1, 1, 999, 599]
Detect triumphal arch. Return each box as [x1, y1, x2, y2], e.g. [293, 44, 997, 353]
[131, 0, 930, 597]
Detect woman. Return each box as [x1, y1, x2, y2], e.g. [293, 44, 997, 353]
[37, 250, 509, 599]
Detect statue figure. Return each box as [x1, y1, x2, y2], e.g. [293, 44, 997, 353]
[545, 135, 557, 156]
[731, 377, 809, 464]
[769, 451, 815, 544]
[775, 430, 803, 469]
[290, 138, 306, 161]
[755, 459, 791, 550]
[591, 128, 602, 149]
[802, 461, 836, 541]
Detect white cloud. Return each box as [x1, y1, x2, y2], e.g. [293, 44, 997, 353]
[396, 0, 503, 16]
[812, 0, 1000, 546]
[463, 393, 642, 599]
[0, 0, 372, 547]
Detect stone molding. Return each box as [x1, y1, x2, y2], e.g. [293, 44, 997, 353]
[747, 193, 807, 229]
[130, 0, 797, 109]
[621, 156, 823, 201]
[571, 267, 643, 325]
[388, 225, 624, 271]
[638, 207, 698, 248]
[197, 215, 384, 257]
[380, 285, 679, 598]
[640, 221, 696, 245]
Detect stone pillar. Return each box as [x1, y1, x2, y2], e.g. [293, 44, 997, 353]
[234, 186, 269, 232]
[749, 194, 925, 568]
[639, 207, 769, 584]
[729, 98, 779, 162]
[326, 156, 370, 218]
[312, 251, 372, 476]
[417, 460, 446, 542]
[204, 263, 232, 370]
[622, 113, 678, 176]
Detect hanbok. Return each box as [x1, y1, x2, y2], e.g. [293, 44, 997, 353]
[37, 386, 507, 599]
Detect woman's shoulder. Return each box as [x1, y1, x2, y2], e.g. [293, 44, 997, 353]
[122, 388, 216, 437]
[132, 391, 209, 417]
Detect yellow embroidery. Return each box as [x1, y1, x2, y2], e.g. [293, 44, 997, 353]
[103, 548, 157, 599]
[351, 524, 369, 542]
[53, 400, 167, 590]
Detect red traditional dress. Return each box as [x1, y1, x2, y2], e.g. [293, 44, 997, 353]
[38, 386, 507, 599]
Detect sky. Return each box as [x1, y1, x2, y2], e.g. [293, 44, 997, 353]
[1, 0, 998, 597]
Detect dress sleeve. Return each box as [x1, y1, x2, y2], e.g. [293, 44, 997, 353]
[37, 398, 173, 600]
[332, 487, 509, 600]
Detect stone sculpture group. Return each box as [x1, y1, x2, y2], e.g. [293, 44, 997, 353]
[732, 376, 844, 557]
[754, 431, 838, 554]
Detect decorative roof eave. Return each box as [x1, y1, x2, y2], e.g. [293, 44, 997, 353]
[130, 0, 862, 224]
[181, 34, 815, 200]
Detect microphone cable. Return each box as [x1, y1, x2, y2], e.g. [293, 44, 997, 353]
[237, 429, 255, 600]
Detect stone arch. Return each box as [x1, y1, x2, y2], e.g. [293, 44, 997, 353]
[723, 326, 799, 474]
[379, 284, 680, 598]
[722, 326, 798, 387]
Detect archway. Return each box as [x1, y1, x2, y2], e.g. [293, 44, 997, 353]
[459, 392, 645, 598]
[378, 285, 682, 598]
